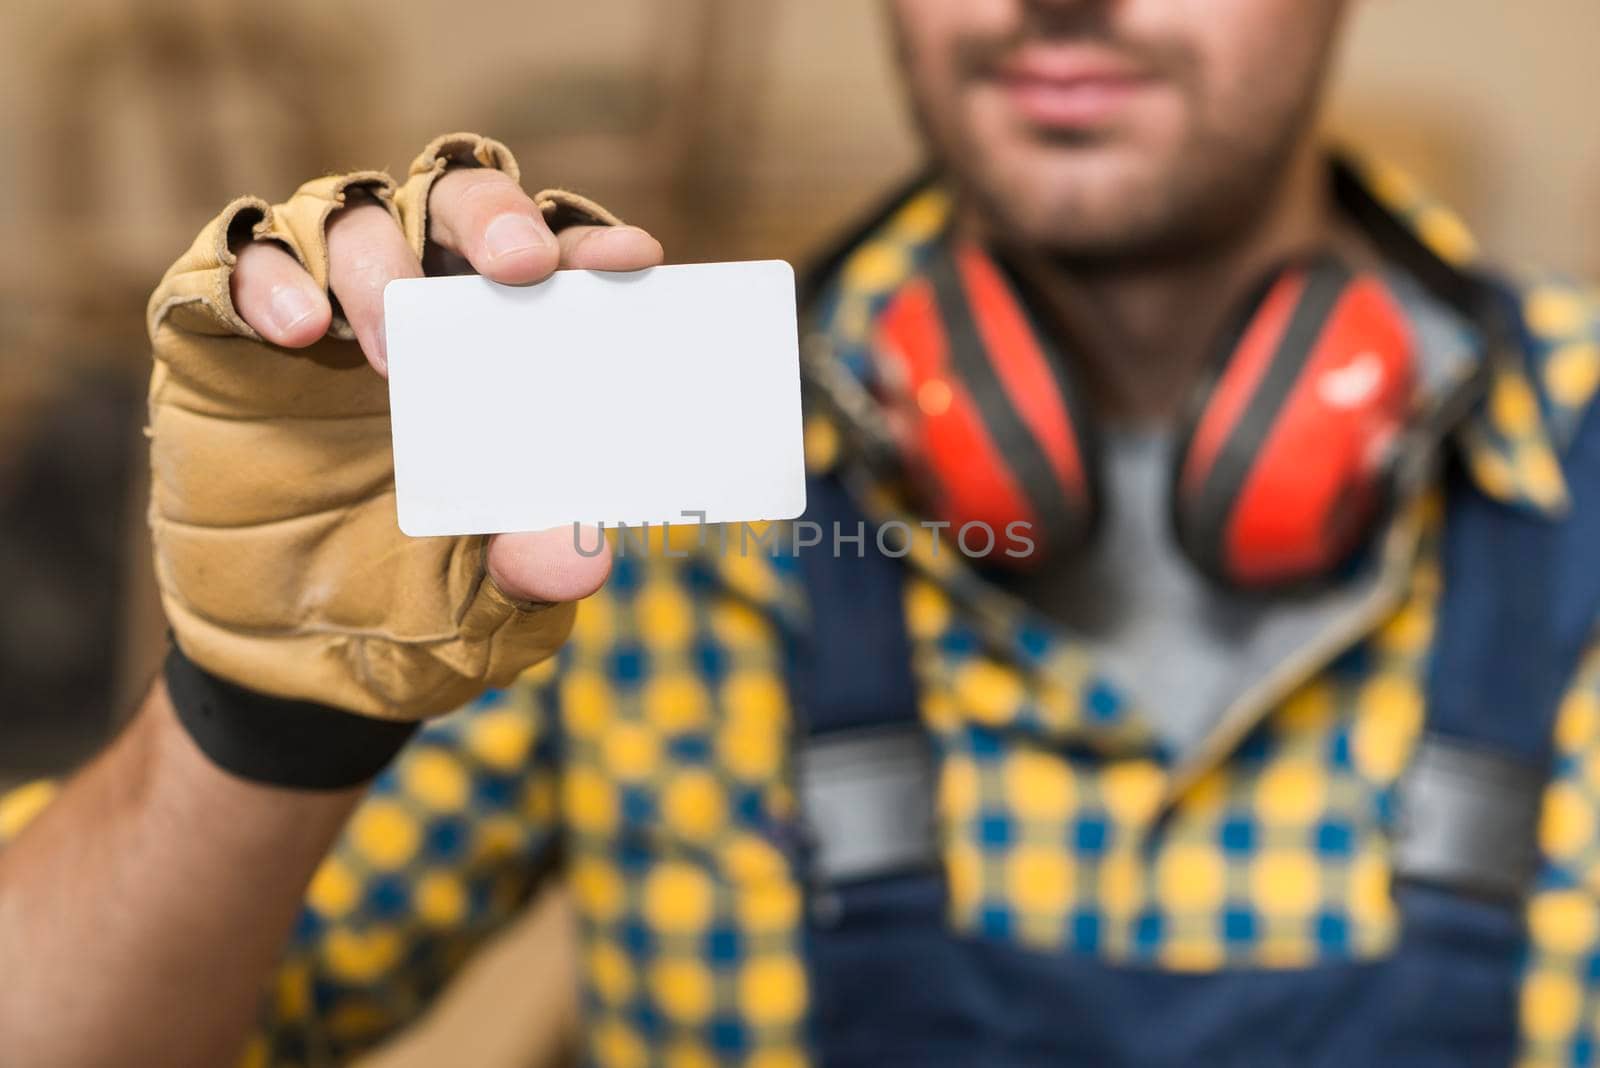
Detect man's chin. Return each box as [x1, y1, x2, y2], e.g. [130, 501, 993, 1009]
[965, 155, 1181, 260]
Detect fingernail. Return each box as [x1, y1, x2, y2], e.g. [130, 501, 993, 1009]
[268, 283, 318, 335]
[595, 224, 643, 246]
[484, 214, 552, 261]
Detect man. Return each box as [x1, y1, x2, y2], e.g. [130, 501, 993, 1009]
[4, 1, 1600, 1066]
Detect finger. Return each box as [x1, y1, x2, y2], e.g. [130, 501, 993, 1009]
[487, 527, 613, 604]
[555, 225, 665, 272]
[325, 201, 422, 375]
[231, 241, 331, 348]
[429, 168, 560, 285]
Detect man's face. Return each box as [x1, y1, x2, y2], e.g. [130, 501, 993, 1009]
[888, 0, 1353, 261]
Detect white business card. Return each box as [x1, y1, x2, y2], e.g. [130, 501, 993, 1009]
[384, 261, 807, 537]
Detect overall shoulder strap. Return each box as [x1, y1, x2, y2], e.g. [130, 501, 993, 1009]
[790, 475, 920, 736]
[789, 474, 936, 887]
[1401, 389, 1600, 901]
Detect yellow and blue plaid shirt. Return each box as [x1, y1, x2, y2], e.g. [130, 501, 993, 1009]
[5, 159, 1600, 1067]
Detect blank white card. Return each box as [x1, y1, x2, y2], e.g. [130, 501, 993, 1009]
[384, 261, 807, 537]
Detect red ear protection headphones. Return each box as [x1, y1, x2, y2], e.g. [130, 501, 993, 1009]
[870, 239, 1416, 588]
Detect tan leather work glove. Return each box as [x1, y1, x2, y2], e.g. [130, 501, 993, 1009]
[147, 133, 662, 722]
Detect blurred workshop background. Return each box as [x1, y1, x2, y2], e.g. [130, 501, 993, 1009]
[0, 2, 1596, 1065]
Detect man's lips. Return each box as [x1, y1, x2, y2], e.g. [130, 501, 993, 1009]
[990, 48, 1157, 129]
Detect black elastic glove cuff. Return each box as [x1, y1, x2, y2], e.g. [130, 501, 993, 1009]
[164, 643, 419, 790]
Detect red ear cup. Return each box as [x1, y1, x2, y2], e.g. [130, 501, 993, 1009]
[1171, 257, 1415, 587]
[872, 240, 1098, 566]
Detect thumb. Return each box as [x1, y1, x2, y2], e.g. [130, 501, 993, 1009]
[486, 526, 612, 604]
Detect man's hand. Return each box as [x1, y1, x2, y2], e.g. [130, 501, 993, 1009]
[147, 132, 659, 721]
[0, 134, 661, 1068]
[230, 164, 663, 605]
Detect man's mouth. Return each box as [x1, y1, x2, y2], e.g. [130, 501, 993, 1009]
[989, 46, 1157, 130]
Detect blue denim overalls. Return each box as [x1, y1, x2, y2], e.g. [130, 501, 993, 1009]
[787, 373, 1600, 1066]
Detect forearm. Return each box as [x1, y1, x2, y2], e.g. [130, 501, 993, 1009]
[0, 679, 362, 1068]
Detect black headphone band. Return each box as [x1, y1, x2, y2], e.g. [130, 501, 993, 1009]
[1331, 159, 1511, 364]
